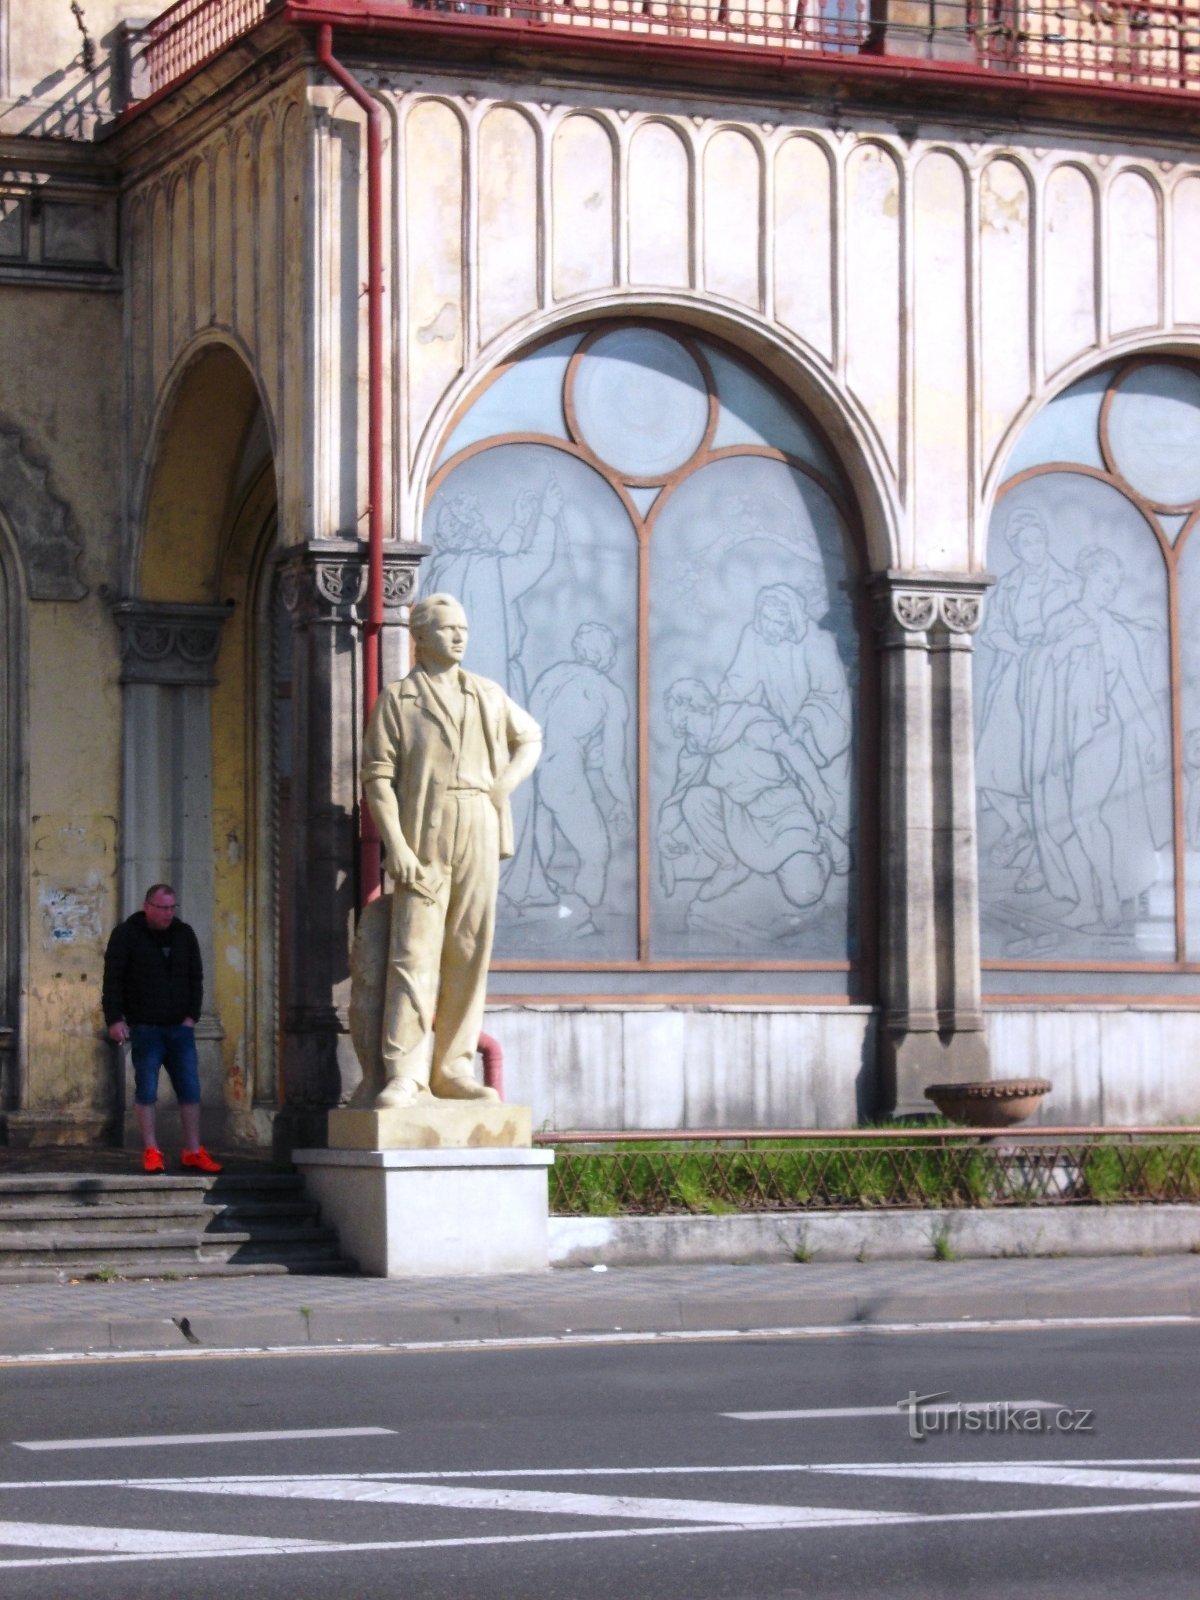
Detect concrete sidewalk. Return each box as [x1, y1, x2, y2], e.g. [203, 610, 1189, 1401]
[2, 1255, 1199, 1359]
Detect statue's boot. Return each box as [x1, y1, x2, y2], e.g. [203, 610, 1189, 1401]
[429, 1067, 499, 1102]
[375, 1073, 429, 1109]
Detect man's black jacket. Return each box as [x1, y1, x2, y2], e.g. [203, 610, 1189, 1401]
[102, 912, 203, 1027]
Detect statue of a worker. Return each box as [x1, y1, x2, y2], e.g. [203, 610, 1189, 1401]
[359, 594, 542, 1108]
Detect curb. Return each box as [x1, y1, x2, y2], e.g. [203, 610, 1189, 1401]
[549, 1204, 1200, 1267]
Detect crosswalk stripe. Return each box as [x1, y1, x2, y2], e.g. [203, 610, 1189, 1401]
[16, 1428, 395, 1452]
[0, 1520, 324, 1554]
[144, 1475, 906, 1526]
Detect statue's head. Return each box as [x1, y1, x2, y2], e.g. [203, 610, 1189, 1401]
[411, 594, 468, 668]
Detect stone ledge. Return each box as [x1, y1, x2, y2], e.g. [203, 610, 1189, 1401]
[295, 1146, 552, 1171]
[549, 1204, 1200, 1268]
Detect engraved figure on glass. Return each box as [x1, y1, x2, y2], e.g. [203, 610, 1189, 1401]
[528, 623, 634, 937]
[1020, 545, 1169, 932]
[424, 480, 564, 696]
[975, 507, 1074, 884]
[719, 584, 852, 874]
[658, 678, 836, 918]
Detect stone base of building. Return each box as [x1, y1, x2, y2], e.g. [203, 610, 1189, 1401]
[3, 1108, 113, 1148]
[882, 1028, 993, 1119]
[293, 1146, 555, 1276]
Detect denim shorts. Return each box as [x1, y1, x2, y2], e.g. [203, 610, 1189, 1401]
[129, 1023, 201, 1106]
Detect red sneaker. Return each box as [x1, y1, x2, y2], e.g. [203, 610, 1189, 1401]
[142, 1146, 165, 1174]
[181, 1146, 222, 1174]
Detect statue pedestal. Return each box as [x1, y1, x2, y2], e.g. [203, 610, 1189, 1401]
[294, 1102, 552, 1276]
[327, 1101, 532, 1150]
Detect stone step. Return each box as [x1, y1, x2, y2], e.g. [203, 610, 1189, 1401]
[0, 1167, 357, 1280]
[0, 1224, 345, 1269]
[0, 1256, 357, 1285]
[0, 1199, 320, 1233]
[0, 1172, 305, 1199]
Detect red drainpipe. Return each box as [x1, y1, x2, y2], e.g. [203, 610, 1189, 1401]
[477, 1033, 505, 1101]
[314, 22, 384, 907]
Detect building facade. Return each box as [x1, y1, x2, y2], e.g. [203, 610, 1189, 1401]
[3, 0, 1200, 1146]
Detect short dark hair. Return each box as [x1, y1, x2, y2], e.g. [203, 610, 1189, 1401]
[144, 883, 176, 904]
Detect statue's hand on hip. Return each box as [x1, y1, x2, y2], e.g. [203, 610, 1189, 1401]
[385, 843, 423, 887]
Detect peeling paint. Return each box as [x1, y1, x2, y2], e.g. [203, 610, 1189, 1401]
[38, 885, 103, 951]
[416, 302, 458, 344]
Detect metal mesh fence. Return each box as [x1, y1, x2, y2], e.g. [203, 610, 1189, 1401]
[546, 1139, 1200, 1213]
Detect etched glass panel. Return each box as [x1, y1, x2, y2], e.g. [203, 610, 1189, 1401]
[1106, 363, 1200, 507]
[704, 344, 837, 480]
[434, 333, 582, 468]
[425, 443, 638, 958]
[649, 457, 857, 959]
[571, 328, 708, 477]
[1003, 366, 1111, 480]
[977, 474, 1173, 962]
[1178, 530, 1200, 960]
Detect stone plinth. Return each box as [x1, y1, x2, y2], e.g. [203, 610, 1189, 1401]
[294, 1146, 554, 1276]
[328, 1101, 531, 1150]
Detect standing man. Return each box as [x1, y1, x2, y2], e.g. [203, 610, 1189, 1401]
[102, 884, 221, 1174]
[361, 594, 542, 1109]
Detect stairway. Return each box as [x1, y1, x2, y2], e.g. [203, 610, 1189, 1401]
[0, 1171, 358, 1282]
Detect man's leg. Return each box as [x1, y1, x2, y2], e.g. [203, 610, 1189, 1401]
[162, 1024, 203, 1151]
[378, 879, 452, 1107]
[430, 796, 499, 1099]
[129, 1026, 165, 1150]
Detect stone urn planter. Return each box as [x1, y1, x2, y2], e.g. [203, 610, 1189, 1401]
[924, 1078, 1052, 1129]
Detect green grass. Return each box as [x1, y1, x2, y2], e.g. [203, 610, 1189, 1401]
[547, 1137, 1200, 1216]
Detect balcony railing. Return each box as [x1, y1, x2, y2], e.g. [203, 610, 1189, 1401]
[140, 0, 1200, 101]
[144, 0, 268, 96]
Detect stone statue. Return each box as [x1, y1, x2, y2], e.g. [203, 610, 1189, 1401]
[355, 593, 542, 1108]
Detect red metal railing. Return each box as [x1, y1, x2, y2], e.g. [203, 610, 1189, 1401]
[137, 0, 1200, 99]
[144, 0, 268, 95]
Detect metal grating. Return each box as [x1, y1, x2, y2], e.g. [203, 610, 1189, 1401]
[547, 1139, 1200, 1213]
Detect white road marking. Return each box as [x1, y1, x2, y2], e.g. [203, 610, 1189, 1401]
[0, 1520, 325, 1554]
[722, 1401, 1062, 1421]
[0, 1498, 1197, 1570]
[810, 1463, 1200, 1494]
[1, 1314, 1196, 1367]
[4, 1458, 1200, 1493]
[15, 1428, 395, 1452]
[144, 1474, 906, 1527]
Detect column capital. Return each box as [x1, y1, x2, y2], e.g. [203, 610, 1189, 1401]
[276, 541, 430, 627]
[111, 599, 234, 687]
[869, 571, 994, 643]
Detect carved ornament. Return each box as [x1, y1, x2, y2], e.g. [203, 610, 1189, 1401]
[0, 427, 87, 600]
[111, 600, 233, 686]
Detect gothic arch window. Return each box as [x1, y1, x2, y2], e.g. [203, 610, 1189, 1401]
[424, 323, 869, 997]
[977, 356, 1200, 991]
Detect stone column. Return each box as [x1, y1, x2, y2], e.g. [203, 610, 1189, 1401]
[112, 600, 233, 1140]
[871, 573, 993, 1116]
[273, 540, 426, 1154]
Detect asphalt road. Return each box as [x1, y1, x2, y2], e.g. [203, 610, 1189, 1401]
[1, 1322, 1198, 1599]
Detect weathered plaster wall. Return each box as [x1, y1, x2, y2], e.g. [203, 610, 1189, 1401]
[0, 287, 122, 1118]
[123, 82, 308, 567]
[0, 1, 138, 138]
